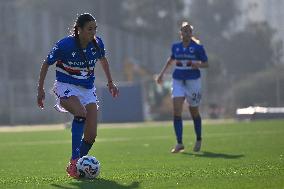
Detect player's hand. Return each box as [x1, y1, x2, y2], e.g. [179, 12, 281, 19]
[37, 87, 45, 109]
[156, 74, 163, 84]
[107, 82, 119, 98]
[191, 61, 201, 69]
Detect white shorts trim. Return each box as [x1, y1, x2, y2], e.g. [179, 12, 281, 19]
[52, 81, 98, 112]
[172, 78, 202, 107]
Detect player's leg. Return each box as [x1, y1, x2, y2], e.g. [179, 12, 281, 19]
[173, 97, 185, 144]
[53, 81, 87, 161]
[79, 103, 98, 157]
[61, 96, 87, 159]
[60, 95, 86, 178]
[189, 106, 202, 152]
[78, 86, 99, 157]
[171, 97, 185, 153]
[171, 79, 186, 153]
[185, 78, 202, 152]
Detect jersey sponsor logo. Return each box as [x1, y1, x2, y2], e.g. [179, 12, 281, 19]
[175, 54, 196, 59]
[72, 52, 76, 57]
[66, 59, 95, 67]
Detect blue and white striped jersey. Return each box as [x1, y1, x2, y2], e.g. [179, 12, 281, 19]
[171, 40, 208, 80]
[46, 35, 105, 89]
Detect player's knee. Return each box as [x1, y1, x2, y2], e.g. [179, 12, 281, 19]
[189, 107, 199, 117]
[173, 106, 182, 113]
[173, 110, 182, 116]
[74, 116, 86, 123]
[173, 108, 182, 116]
[193, 108, 200, 115]
[192, 115, 201, 120]
[191, 112, 200, 119]
[174, 115, 182, 121]
[75, 109, 87, 118]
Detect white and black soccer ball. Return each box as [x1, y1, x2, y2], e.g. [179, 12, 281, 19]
[76, 155, 100, 179]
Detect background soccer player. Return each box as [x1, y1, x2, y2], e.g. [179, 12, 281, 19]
[156, 21, 208, 153]
[37, 13, 119, 178]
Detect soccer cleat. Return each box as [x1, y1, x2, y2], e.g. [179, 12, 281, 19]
[171, 144, 185, 153]
[66, 158, 79, 178]
[193, 140, 202, 152]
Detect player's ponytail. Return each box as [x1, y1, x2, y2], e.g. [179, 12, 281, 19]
[191, 37, 201, 44]
[73, 25, 91, 73]
[92, 38, 103, 59]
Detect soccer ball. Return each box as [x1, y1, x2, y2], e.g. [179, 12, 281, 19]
[76, 155, 100, 179]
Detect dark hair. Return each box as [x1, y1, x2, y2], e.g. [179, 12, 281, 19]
[180, 21, 200, 44]
[180, 21, 194, 31]
[72, 13, 101, 74]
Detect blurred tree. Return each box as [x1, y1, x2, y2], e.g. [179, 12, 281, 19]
[188, 0, 240, 106]
[223, 22, 283, 78]
[224, 64, 284, 111]
[188, 0, 240, 52]
[115, 0, 185, 44]
[188, 0, 283, 113]
[189, 0, 283, 79]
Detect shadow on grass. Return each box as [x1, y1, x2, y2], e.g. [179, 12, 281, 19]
[51, 178, 139, 189]
[182, 151, 244, 159]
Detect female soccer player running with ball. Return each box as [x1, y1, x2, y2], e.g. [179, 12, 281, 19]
[37, 13, 119, 178]
[156, 22, 208, 153]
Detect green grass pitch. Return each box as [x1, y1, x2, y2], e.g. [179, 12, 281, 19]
[0, 120, 283, 189]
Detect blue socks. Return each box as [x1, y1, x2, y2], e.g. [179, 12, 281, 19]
[193, 116, 202, 141]
[80, 139, 93, 157]
[173, 116, 183, 144]
[71, 116, 95, 159]
[71, 116, 85, 160]
[173, 115, 202, 143]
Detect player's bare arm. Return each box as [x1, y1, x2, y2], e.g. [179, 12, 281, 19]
[37, 62, 50, 108]
[99, 57, 119, 97]
[191, 61, 209, 69]
[156, 58, 175, 84]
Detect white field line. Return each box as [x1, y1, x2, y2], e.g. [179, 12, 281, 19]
[0, 119, 236, 133]
[0, 124, 66, 132]
[0, 135, 172, 146]
[0, 129, 281, 147]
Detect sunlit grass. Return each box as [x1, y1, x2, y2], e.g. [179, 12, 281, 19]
[0, 120, 283, 189]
